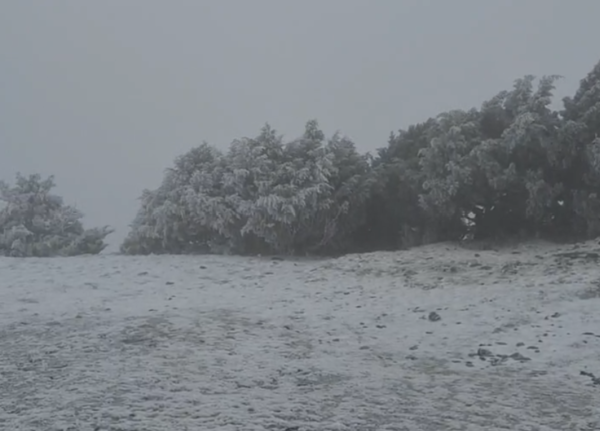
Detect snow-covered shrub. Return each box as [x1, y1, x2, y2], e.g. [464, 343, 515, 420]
[416, 75, 567, 240]
[371, 61, 600, 243]
[229, 121, 374, 254]
[122, 121, 375, 255]
[124, 56, 600, 254]
[357, 120, 440, 251]
[120, 143, 231, 255]
[559, 59, 600, 237]
[0, 173, 113, 257]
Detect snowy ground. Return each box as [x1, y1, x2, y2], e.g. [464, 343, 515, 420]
[1, 240, 599, 431]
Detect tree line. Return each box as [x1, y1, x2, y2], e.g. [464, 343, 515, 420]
[3, 59, 600, 257]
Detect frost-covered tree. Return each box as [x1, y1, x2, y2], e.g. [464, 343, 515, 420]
[120, 142, 230, 255]
[559, 59, 600, 237]
[415, 75, 569, 240]
[359, 119, 440, 250]
[0, 173, 113, 257]
[372, 73, 583, 243]
[123, 55, 600, 255]
[224, 121, 373, 254]
[122, 121, 375, 255]
[233, 120, 336, 254]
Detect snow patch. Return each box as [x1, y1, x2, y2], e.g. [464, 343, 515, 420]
[0, 240, 599, 430]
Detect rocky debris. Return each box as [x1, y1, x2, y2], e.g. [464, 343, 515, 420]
[509, 352, 531, 362]
[582, 332, 600, 338]
[554, 251, 600, 261]
[580, 371, 600, 386]
[500, 262, 522, 275]
[476, 348, 494, 359]
[466, 346, 531, 367]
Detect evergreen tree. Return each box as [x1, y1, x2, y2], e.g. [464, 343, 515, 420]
[0, 173, 112, 257]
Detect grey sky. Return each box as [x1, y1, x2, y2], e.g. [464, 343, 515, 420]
[1, 1, 600, 251]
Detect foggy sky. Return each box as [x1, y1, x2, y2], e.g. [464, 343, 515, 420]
[2, 0, 600, 251]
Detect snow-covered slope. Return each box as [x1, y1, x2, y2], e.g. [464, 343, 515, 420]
[0, 240, 599, 430]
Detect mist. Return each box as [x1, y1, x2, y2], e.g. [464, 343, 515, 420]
[2, 0, 600, 250]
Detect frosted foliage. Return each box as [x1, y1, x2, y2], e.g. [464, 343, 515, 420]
[119, 59, 600, 251]
[416, 76, 565, 231]
[121, 143, 233, 255]
[0, 174, 113, 257]
[122, 121, 374, 255]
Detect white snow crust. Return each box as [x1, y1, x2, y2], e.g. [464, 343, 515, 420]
[1, 240, 599, 430]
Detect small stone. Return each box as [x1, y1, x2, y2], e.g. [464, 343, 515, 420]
[509, 352, 531, 362]
[477, 348, 494, 359]
[428, 312, 441, 322]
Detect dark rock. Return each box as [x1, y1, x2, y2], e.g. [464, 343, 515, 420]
[509, 352, 531, 362]
[477, 348, 494, 359]
[428, 312, 441, 322]
[580, 371, 600, 386]
[490, 356, 508, 366]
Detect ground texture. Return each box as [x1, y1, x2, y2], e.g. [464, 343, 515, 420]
[1, 240, 599, 430]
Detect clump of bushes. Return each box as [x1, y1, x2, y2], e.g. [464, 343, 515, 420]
[123, 59, 600, 256]
[0, 173, 113, 257]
